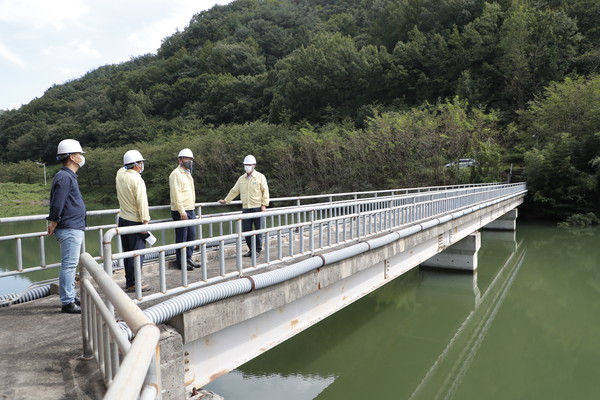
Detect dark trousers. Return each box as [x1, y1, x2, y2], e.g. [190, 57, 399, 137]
[171, 210, 196, 268]
[118, 217, 145, 287]
[242, 208, 262, 253]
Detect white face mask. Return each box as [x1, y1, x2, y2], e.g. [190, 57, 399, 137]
[244, 165, 254, 174]
[75, 155, 85, 168]
[139, 162, 145, 174]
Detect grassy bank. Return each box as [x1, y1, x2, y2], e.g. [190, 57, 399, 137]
[0, 182, 50, 217]
[0, 183, 110, 218]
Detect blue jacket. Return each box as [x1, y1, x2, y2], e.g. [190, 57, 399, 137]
[47, 167, 87, 230]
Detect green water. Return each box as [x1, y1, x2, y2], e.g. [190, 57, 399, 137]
[204, 221, 600, 399]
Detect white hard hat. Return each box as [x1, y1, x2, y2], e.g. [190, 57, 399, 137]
[123, 150, 145, 165]
[178, 148, 194, 159]
[243, 154, 256, 165]
[57, 139, 85, 156]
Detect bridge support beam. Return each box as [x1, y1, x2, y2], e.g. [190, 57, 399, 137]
[421, 232, 481, 272]
[483, 209, 518, 231]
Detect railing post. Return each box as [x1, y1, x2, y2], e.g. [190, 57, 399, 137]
[134, 255, 143, 300]
[16, 238, 23, 272]
[309, 211, 315, 253]
[115, 214, 124, 269]
[236, 219, 243, 275]
[180, 247, 188, 287]
[196, 205, 202, 240]
[159, 251, 167, 293]
[39, 235, 46, 267]
[80, 264, 94, 360]
[264, 230, 270, 262]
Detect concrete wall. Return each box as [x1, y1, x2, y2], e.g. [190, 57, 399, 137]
[158, 325, 186, 400]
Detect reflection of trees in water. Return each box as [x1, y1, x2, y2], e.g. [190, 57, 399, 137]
[516, 222, 600, 360]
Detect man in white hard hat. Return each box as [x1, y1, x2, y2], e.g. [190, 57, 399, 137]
[218, 154, 269, 257]
[116, 150, 151, 292]
[46, 139, 87, 314]
[169, 148, 198, 271]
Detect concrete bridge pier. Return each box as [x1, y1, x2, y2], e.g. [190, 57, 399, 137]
[483, 209, 518, 231]
[421, 232, 481, 272]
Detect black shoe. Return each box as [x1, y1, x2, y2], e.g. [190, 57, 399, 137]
[187, 259, 200, 268]
[243, 251, 252, 257]
[74, 296, 80, 306]
[61, 302, 81, 314]
[180, 264, 194, 271]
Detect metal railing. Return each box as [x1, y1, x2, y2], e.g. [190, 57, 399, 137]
[79, 252, 161, 400]
[0, 183, 501, 280]
[102, 183, 527, 302]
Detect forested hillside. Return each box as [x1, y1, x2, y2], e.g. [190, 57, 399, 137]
[0, 0, 598, 224]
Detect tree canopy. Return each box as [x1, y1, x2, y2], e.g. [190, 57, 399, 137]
[0, 0, 598, 224]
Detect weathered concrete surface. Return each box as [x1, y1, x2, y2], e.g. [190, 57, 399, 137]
[158, 325, 186, 400]
[421, 232, 481, 271]
[0, 294, 105, 400]
[483, 208, 518, 231]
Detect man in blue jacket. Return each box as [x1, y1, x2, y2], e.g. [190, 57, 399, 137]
[47, 139, 87, 314]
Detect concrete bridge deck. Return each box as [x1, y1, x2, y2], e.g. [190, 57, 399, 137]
[0, 294, 105, 400]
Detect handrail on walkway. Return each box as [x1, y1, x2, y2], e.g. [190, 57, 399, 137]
[79, 252, 161, 400]
[0, 183, 505, 281]
[103, 182, 527, 302]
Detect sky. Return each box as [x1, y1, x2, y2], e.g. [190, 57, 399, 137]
[0, 0, 232, 110]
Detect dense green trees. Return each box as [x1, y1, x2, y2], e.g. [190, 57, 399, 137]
[521, 76, 600, 220]
[0, 0, 598, 223]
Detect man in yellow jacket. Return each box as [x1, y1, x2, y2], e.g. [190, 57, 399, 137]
[116, 149, 151, 292]
[218, 154, 269, 257]
[169, 148, 198, 271]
